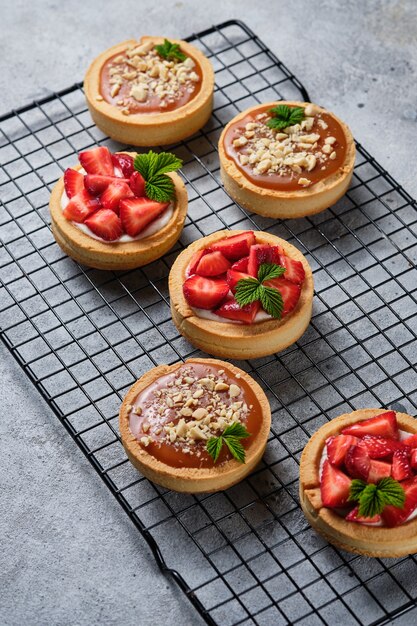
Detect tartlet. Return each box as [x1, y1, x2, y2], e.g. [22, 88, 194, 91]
[119, 358, 271, 493]
[169, 230, 314, 359]
[219, 101, 356, 219]
[49, 147, 187, 270]
[84, 36, 214, 146]
[300, 409, 417, 557]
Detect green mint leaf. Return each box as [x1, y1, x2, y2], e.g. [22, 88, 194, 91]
[206, 422, 251, 464]
[151, 152, 183, 176]
[223, 436, 246, 463]
[206, 436, 223, 463]
[357, 484, 386, 518]
[267, 104, 304, 131]
[259, 285, 283, 319]
[235, 278, 262, 308]
[154, 38, 186, 62]
[348, 479, 368, 502]
[134, 150, 183, 202]
[287, 106, 305, 126]
[223, 422, 251, 439]
[134, 151, 159, 181]
[266, 117, 289, 130]
[257, 263, 286, 283]
[145, 175, 174, 203]
[377, 477, 406, 509]
[269, 104, 291, 121]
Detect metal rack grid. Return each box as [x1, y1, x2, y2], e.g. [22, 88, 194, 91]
[1, 19, 417, 626]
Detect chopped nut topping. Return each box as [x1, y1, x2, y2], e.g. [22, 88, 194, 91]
[229, 384, 241, 398]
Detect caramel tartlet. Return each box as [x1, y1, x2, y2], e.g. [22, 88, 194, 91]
[300, 409, 417, 557]
[84, 36, 214, 146]
[119, 358, 271, 493]
[219, 101, 355, 219]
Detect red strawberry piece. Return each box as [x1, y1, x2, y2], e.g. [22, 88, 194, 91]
[129, 171, 146, 197]
[214, 298, 260, 324]
[368, 459, 392, 483]
[226, 269, 252, 293]
[320, 460, 351, 508]
[231, 256, 249, 272]
[278, 254, 305, 285]
[62, 190, 100, 223]
[79, 146, 114, 176]
[345, 444, 370, 480]
[119, 197, 169, 237]
[326, 434, 358, 466]
[382, 476, 417, 527]
[402, 433, 417, 449]
[392, 449, 413, 481]
[345, 506, 381, 524]
[210, 231, 256, 261]
[84, 209, 123, 241]
[247, 244, 284, 277]
[188, 250, 207, 276]
[112, 153, 134, 178]
[361, 434, 405, 459]
[196, 251, 231, 277]
[84, 174, 129, 196]
[341, 411, 399, 440]
[100, 181, 134, 214]
[183, 275, 229, 310]
[64, 168, 84, 198]
[411, 449, 417, 470]
[263, 277, 301, 316]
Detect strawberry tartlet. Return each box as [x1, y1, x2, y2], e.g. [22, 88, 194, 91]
[49, 147, 187, 270]
[169, 230, 314, 359]
[300, 409, 417, 557]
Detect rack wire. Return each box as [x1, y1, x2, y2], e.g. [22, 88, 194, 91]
[1, 19, 417, 626]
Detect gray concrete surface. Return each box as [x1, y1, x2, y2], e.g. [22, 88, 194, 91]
[1, 1, 417, 625]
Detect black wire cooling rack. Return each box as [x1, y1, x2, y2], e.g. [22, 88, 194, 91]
[1, 19, 417, 626]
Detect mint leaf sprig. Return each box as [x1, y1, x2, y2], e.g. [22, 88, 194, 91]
[154, 39, 187, 62]
[348, 477, 405, 518]
[267, 104, 304, 130]
[206, 422, 251, 464]
[235, 262, 286, 319]
[134, 150, 183, 203]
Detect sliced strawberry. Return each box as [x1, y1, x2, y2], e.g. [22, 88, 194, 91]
[62, 190, 100, 223]
[64, 168, 84, 198]
[183, 275, 229, 310]
[84, 174, 129, 195]
[341, 411, 399, 440]
[196, 251, 231, 277]
[247, 244, 284, 277]
[402, 434, 417, 449]
[84, 209, 123, 241]
[100, 181, 134, 214]
[119, 197, 168, 237]
[215, 298, 260, 324]
[129, 171, 146, 197]
[226, 269, 252, 293]
[411, 449, 417, 470]
[345, 444, 370, 480]
[188, 250, 207, 276]
[368, 459, 392, 483]
[320, 460, 351, 508]
[210, 231, 255, 261]
[382, 476, 417, 527]
[231, 256, 249, 272]
[278, 254, 305, 285]
[392, 449, 413, 481]
[112, 153, 134, 178]
[79, 146, 114, 176]
[326, 434, 358, 467]
[361, 434, 405, 459]
[263, 277, 301, 316]
[345, 506, 381, 524]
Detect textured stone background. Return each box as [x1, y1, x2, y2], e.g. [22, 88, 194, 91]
[1, 1, 416, 624]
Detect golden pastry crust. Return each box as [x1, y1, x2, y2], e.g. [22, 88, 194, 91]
[169, 230, 314, 359]
[219, 101, 356, 219]
[49, 152, 188, 270]
[299, 409, 417, 557]
[119, 358, 271, 493]
[84, 37, 214, 146]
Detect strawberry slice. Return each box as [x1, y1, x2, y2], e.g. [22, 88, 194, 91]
[341, 411, 399, 440]
[361, 434, 406, 459]
[382, 476, 417, 527]
[64, 168, 84, 198]
[320, 460, 351, 508]
[210, 231, 256, 261]
[214, 298, 260, 324]
[183, 275, 229, 310]
[345, 444, 371, 480]
[226, 269, 252, 293]
[84, 209, 123, 241]
[100, 181, 134, 214]
[278, 254, 305, 285]
[345, 506, 381, 524]
[411, 449, 417, 470]
[263, 277, 301, 316]
[368, 459, 392, 483]
[79, 146, 114, 176]
[247, 244, 284, 277]
[326, 434, 358, 466]
[188, 250, 207, 276]
[84, 174, 129, 195]
[62, 190, 100, 223]
[402, 434, 417, 449]
[231, 256, 249, 272]
[112, 153, 134, 178]
[129, 171, 146, 197]
[119, 197, 169, 237]
[392, 449, 413, 481]
[196, 251, 231, 277]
